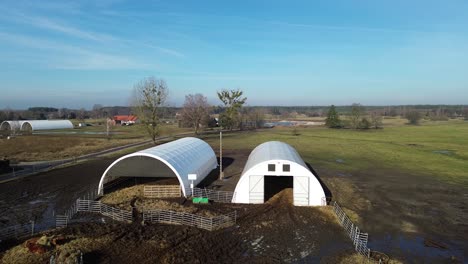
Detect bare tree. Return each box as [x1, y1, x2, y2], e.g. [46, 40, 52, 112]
[370, 112, 383, 129]
[405, 110, 422, 125]
[131, 77, 168, 143]
[180, 94, 211, 134]
[78, 108, 87, 121]
[249, 108, 266, 129]
[349, 103, 364, 129]
[92, 104, 104, 119]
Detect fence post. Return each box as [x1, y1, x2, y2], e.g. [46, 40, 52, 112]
[355, 226, 359, 251]
[31, 220, 35, 236]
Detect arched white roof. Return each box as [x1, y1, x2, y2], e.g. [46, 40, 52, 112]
[0, 121, 26, 131]
[233, 141, 326, 206]
[98, 137, 218, 197]
[242, 141, 308, 175]
[21, 120, 73, 131]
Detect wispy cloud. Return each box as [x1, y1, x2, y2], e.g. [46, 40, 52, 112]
[8, 12, 115, 42]
[268, 20, 429, 34]
[0, 32, 152, 70]
[140, 43, 185, 58]
[0, 10, 186, 58]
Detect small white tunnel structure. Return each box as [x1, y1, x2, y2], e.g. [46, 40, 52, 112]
[232, 141, 326, 206]
[20, 120, 74, 132]
[98, 137, 218, 197]
[0, 121, 26, 132]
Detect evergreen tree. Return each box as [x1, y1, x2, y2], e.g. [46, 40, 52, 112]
[325, 105, 341, 128]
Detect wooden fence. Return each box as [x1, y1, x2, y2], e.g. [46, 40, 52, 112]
[143, 210, 236, 231]
[144, 185, 181, 198]
[192, 188, 234, 203]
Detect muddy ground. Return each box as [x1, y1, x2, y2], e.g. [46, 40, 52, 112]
[1, 189, 357, 263]
[0, 146, 467, 263]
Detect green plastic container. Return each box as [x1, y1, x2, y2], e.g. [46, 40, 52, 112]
[192, 197, 209, 204]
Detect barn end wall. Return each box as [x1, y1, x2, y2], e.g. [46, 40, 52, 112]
[232, 141, 326, 206]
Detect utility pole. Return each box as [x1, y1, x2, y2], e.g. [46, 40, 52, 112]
[219, 130, 224, 180]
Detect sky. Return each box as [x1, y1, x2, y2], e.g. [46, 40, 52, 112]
[1, 0, 468, 109]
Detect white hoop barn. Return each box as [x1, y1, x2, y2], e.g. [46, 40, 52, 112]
[20, 120, 73, 132]
[98, 137, 218, 197]
[232, 141, 326, 206]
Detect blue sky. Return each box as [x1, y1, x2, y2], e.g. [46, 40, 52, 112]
[1, 0, 467, 109]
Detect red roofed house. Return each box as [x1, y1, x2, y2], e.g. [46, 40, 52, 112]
[113, 115, 138, 126]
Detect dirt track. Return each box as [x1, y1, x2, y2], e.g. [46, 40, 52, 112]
[0, 157, 114, 226]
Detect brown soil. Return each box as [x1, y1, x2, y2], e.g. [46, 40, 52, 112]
[0, 135, 142, 162]
[0, 157, 114, 226]
[2, 188, 354, 263]
[101, 185, 222, 217]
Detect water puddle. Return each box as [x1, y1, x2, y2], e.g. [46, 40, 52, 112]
[28, 199, 47, 205]
[368, 233, 465, 263]
[432, 150, 454, 155]
[33, 131, 123, 135]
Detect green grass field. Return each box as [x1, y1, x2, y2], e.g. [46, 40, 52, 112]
[206, 118, 468, 186]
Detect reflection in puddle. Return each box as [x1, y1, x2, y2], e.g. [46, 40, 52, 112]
[368, 233, 464, 263]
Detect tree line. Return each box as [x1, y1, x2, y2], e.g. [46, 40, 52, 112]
[2, 75, 468, 140]
[324, 103, 468, 129]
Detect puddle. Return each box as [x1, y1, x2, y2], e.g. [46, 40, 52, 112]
[368, 234, 465, 263]
[432, 150, 453, 155]
[33, 131, 123, 135]
[337, 172, 351, 177]
[28, 199, 47, 205]
[335, 159, 345, 164]
[299, 240, 352, 263]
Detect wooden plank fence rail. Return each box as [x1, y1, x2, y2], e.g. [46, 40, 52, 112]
[143, 210, 237, 231]
[192, 188, 234, 203]
[144, 185, 181, 198]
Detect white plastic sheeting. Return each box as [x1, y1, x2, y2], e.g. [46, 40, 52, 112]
[0, 121, 26, 131]
[232, 141, 326, 206]
[20, 120, 74, 131]
[98, 137, 218, 197]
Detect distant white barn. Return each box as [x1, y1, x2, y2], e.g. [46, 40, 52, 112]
[232, 141, 326, 206]
[98, 137, 218, 197]
[20, 120, 73, 132]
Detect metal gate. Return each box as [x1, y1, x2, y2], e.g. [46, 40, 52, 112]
[293, 176, 309, 206]
[249, 175, 264, 203]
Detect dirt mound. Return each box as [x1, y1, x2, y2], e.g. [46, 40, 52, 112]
[100, 185, 225, 217]
[266, 188, 294, 206]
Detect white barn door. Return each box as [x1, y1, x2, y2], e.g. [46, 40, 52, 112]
[249, 175, 264, 203]
[294, 176, 309, 206]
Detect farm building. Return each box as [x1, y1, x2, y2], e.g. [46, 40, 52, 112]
[232, 141, 326, 206]
[1, 120, 73, 133]
[20, 120, 74, 132]
[0, 121, 26, 132]
[113, 115, 138, 125]
[98, 137, 218, 197]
